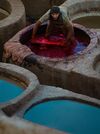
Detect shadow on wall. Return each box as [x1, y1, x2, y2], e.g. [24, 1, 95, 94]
[49, 0, 66, 7]
[21, 0, 65, 20]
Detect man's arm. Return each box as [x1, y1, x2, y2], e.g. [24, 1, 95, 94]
[65, 22, 75, 45]
[32, 10, 50, 39]
[45, 21, 51, 38]
[32, 20, 41, 39]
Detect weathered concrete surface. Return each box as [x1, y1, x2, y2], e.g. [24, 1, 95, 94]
[0, 0, 26, 43]
[0, 115, 67, 134]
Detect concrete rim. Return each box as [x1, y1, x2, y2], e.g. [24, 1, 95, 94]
[0, 63, 39, 115]
[16, 85, 100, 118]
[63, 0, 100, 19]
[0, 0, 25, 28]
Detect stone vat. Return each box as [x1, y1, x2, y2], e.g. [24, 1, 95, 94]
[0, 0, 26, 43]
[65, 0, 100, 28]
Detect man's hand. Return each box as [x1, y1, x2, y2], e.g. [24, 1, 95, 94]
[45, 32, 50, 39]
[65, 36, 76, 46]
[31, 34, 35, 40]
[31, 20, 41, 39]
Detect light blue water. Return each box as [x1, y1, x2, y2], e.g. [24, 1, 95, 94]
[0, 80, 23, 103]
[24, 100, 100, 134]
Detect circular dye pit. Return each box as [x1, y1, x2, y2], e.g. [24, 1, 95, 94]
[20, 24, 90, 59]
[24, 100, 100, 134]
[0, 79, 23, 103]
[0, 0, 25, 43]
[73, 16, 100, 29]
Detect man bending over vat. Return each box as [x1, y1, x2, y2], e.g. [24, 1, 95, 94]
[32, 6, 75, 46]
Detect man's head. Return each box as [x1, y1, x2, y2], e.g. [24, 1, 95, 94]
[49, 6, 60, 20]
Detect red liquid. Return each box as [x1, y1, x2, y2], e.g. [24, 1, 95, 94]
[26, 34, 88, 58]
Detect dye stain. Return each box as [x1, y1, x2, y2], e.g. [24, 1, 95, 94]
[0, 80, 23, 103]
[24, 100, 100, 134]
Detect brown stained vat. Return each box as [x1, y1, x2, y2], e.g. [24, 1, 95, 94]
[67, 0, 100, 28]
[73, 16, 100, 29]
[0, 0, 26, 43]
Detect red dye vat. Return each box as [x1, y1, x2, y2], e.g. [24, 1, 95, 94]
[27, 34, 88, 58]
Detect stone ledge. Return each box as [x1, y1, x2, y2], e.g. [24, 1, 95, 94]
[0, 115, 67, 134]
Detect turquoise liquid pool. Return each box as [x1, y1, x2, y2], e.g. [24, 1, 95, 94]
[0, 80, 23, 103]
[24, 100, 100, 134]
